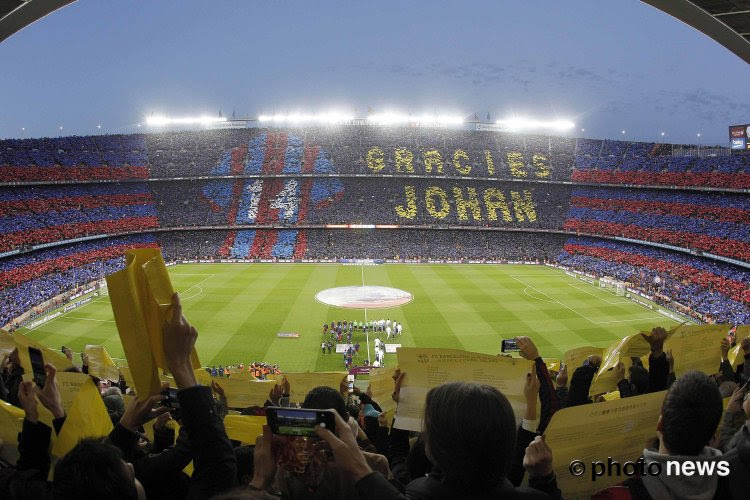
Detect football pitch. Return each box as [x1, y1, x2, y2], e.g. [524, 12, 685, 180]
[19, 263, 685, 371]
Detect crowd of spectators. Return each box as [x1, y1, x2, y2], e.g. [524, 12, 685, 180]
[573, 138, 750, 189]
[0, 235, 158, 329]
[148, 178, 571, 229]
[0, 134, 148, 182]
[156, 229, 567, 262]
[2, 307, 749, 498]
[558, 237, 750, 324]
[0, 184, 159, 252]
[565, 186, 750, 261]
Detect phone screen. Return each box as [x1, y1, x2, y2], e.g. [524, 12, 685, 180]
[29, 347, 46, 387]
[268, 408, 335, 437]
[501, 339, 520, 353]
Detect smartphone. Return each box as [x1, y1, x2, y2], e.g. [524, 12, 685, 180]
[28, 346, 46, 387]
[160, 387, 181, 419]
[501, 339, 520, 353]
[347, 374, 355, 392]
[266, 407, 336, 437]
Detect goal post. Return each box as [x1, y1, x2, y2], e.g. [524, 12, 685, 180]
[599, 276, 626, 296]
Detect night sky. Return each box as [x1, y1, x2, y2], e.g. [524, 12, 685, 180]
[1, 0, 749, 144]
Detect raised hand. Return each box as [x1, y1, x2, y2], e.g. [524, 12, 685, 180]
[119, 387, 170, 432]
[642, 327, 668, 354]
[524, 363, 540, 401]
[727, 380, 749, 413]
[163, 293, 198, 389]
[523, 435, 554, 478]
[392, 371, 405, 403]
[516, 336, 541, 361]
[556, 364, 568, 388]
[17, 380, 38, 423]
[250, 425, 278, 491]
[315, 411, 373, 482]
[36, 363, 64, 419]
[211, 380, 226, 400]
[721, 338, 730, 362]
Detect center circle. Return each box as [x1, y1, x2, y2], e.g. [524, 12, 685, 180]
[315, 286, 413, 309]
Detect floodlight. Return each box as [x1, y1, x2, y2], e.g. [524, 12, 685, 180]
[258, 112, 353, 124]
[495, 117, 575, 132]
[366, 112, 464, 126]
[145, 115, 228, 126]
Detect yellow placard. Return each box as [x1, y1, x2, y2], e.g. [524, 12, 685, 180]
[563, 346, 604, 370]
[544, 359, 561, 373]
[728, 325, 750, 367]
[590, 332, 653, 396]
[199, 377, 276, 409]
[22, 371, 102, 427]
[14, 333, 73, 374]
[663, 324, 728, 376]
[368, 367, 396, 414]
[0, 328, 15, 358]
[52, 377, 114, 457]
[393, 348, 530, 432]
[223, 415, 267, 444]
[283, 371, 347, 403]
[545, 390, 666, 499]
[85, 345, 120, 382]
[119, 366, 133, 388]
[106, 248, 200, 398]
[0, 399, 24, 465]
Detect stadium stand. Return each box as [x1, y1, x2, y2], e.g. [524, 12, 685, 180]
[1, 127, 750, 499]
[1, 127, 749, 332]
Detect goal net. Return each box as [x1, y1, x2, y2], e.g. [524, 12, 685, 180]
[599, 277, 626, 296]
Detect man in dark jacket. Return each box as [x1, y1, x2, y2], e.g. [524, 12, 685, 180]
[594, 371, 728, 500]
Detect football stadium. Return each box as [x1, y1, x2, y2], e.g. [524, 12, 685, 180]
[1, 1, 750, 499]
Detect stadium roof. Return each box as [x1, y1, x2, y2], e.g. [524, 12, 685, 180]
[643, 0, 750, 64]
[1, 1, 748, 65]
[0, 0, 74, 43]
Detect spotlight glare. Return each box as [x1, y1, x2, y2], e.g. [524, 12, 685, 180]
[366, 112, 463, 126]
[495, 117, 575, 132]
[258, 112, 353, 124]
[145, 115, 228, 126]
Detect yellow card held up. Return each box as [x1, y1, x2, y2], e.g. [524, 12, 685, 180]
[106, 248, 200, 398]
[0, 328, 15, 358]
[545, 390, 666, 499]
[368, 367, 396, 414]
[393, 348, 530, 432]
[14, 333, 73, 374]
[284, 371, 348, 403]
[223, 415, 267, 444]
[0, 399, 24, 465]
[52, 376, 114, 457]
[663, 324, 728, 376]
[84, 345, 120, 382]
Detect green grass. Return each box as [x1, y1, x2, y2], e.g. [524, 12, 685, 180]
[19, 263, 684, 371]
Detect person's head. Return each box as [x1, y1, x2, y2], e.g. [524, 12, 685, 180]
[628, 365, 649, 395]
[303, 386, 347, 420]
[658, 370, 723, 456]
[423, 382, 515, 493]
[53, 438, 145, 500]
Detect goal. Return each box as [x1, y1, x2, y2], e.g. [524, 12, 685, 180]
[599, 276, 626, 296]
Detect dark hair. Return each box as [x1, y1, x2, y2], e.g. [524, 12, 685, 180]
[423, 382, 516, 493]
[303, 386, 347, 420]
[660, 370, 723, 456]
[53, 438, 138, 500]
[629, 365, 650, 395]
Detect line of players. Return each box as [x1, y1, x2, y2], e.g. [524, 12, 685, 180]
[322, 318, 404, 341]
[320, 319, 405, 369]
